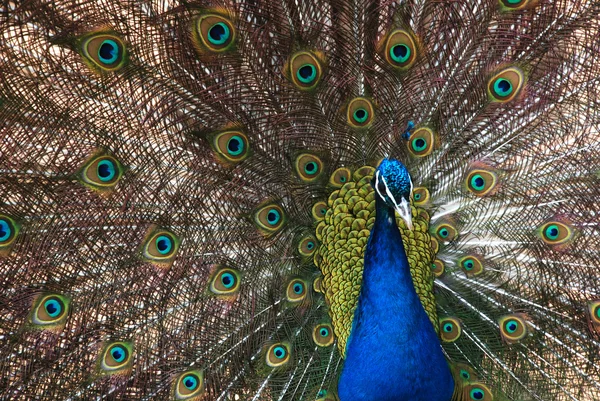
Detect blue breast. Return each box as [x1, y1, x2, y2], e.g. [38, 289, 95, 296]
[337, 197, 454, 401]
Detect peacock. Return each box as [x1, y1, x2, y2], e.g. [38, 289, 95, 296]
[1, 0, 600, 399]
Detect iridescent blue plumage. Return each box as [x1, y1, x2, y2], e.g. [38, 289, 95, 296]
[338, 159, 454, 401]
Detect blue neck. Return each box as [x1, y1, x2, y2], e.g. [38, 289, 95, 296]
[338, 196, 454, 401]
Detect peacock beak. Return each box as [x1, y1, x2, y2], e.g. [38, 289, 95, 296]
[395, 197, 413, 231]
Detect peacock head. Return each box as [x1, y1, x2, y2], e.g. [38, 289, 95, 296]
[373, 158, 414, 230]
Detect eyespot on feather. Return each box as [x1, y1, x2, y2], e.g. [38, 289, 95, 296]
[312, 201, 328, 221]
[79, 153, 124, 191]
[329, 167, 352, 188]
[432, 221, 458, 242]
[0, 215, 20, 256]
[432, 259, 445, 277]
[412, 187, 430, 205]
[312, 323, 334, 347]
[488, 67, 525, 102]
[142, 229, 180, 266]
[463, 383, 493, 401]
[383, 29, 417, 70]
[253, 203, 286, 234]
[99, 341, 133, 374]
[586, 300, 600, 335]
[465, 168, 499, 196]
[287, 51, 325, 90]
[538, 221, 574, 247]
[30, 293, 70, 331]
[459, 255, 484, 277]
[294, 154, 324, 182]
[498, 314, 529, 343]
[209, 267, 241, 296]
[173, 370, 205, 400]
[451, 363, 478, 383]
[347, 98, 374, 128]
[266, 343, 290, 367]
[297, 235, 318, 257]
[407, 127, 436, 157]
[499, 0, 538, 11]
[286, 278, 308, 302]
[80, 32, 127, 72]
[439, 317, 462, 342]
[210, 130, 249, 164]
[193, 12, 236, 53]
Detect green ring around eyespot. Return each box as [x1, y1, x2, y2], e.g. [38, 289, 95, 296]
[389, 44, 411, 63]
[296, 64, 317, 84]
[207, 22, 231, 45]
[226, 135, 244, 156]
[443, 323, 453, 332]
[293, 282, 304, 294]
[44, 299, 62, 318]
[470, 174, 485, 191]
[439, 228, 449, 238]
[110, 346, 127, 363]
[505, 319, 519, 334]
[273, 346, 286, 359]
[182, 374, 199, 390]
[544, 224, 560, 240]
[411, 137, 427, 152]
[0, 219, 12, 242]
[266, 209, 281, 225]
[304, 161, 319, 175]
[98, 39, 119, 64]
[414, 193, 421, 200]
[493, 78, 513, 97]
[460, 369, 470, 380]
[97, 160, 116, 182]
[319, 328, 329, 337]
[463, 260, 474, 270]
[470, 388, 485, 400]
[306, 241, 315, 250]
[353, 108, 369, 123]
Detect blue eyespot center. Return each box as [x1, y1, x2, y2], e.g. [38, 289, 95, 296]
[293, 283, 304, 294]
[412, 138, 427, 152]
[44, 299, 62, 318]
[221, 272, 235, 289]
[470, 389, 485, 400]
[443, 323, 453, 332]
[460, 370, 470, 379]
[545, 224, 559, 240]
[208, 22, 230, 45]
[297, 64, 317, 84]
[595, 306, 600, 320]
[306, 241, 314, 250]
[506, 320, 519, 333]
[390, 44, 410, 63]
[340, 176, 346, 182]
[97, 160, 116, 182]
[183, 374, 198, 390]
[0, 219, 12, 242]
[98, 40, 119, 65]
[156, 235, 173, 255]
[494, 78, 513, 96]
[414, 193, 421, 200]
[227, 136, 244, 156]
[273, 346, 286, 359]
[267, 209, 281, 225]
[320, 328, 329, 337]
[471, 174, 485, 190]
[439, 228, 449, 238]
[353, 108, 368, 123]
[464, 260, 474, 270]
[304, 161, 318, 175]
[110, 346, 126, 363]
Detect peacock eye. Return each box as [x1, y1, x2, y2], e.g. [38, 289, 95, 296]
[460, 370, 471, 380]
[313, 323, 334, 347]
[81, 33, 127, 72]
[80, 154, 124, 190]
[412, 187, 430, 205]
[295, 154, 324, 182]
[539, 221, 573, 246]
[347, 98, 375, 128]
[31, 294, 70, 329]
[406, 127, 435, 157]
[174, 370, 205, 400]
[433, 222, 457, 242]
[384, 29, 417, 69]
[439, 317, 462, 342]
[143, 230, 179, 264]
[488, 67, 525, 102]
[210, 130, 250, 164]
[312, 201, 328, 221]
[100, 342, 133, 373]
[0, 215, 19, 248]
[289, 51, 324, 90]
[286, 279, 308, 302]
[431, 259, 445, 277]
[459, 255, 483, 277]
[498, 314, 528, 343]
[210, 267, 241, 295]
[298, 235, 318, 257]
[500, 0, 536, 11]
[254, 204, 286, 234]
[266, 343, 290, 367]
[194, 14, 236, 52]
